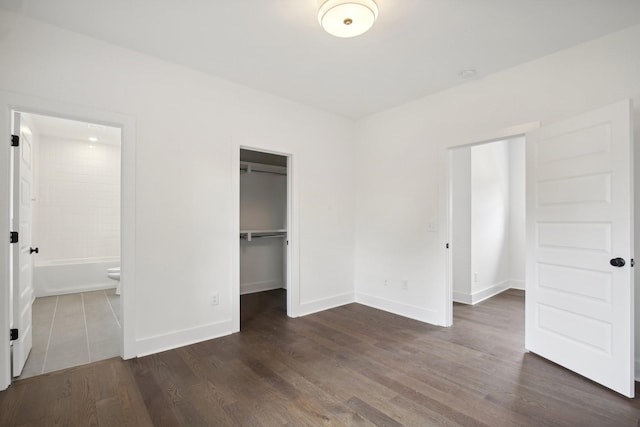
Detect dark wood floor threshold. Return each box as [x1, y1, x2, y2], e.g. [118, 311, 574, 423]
[2, 288, 640, 426]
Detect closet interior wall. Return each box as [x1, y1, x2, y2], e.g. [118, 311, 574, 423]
[239, 150, 287, 295]
[451, 138, 525, 305]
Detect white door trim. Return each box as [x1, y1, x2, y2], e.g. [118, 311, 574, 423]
[231, 142, 299, 332]
[443, 121, 540, 326]
[0, 91, 136, 391]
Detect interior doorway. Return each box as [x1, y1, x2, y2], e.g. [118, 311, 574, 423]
[446, 101, 634, 397]
[448, 136, 526, 307]
[239, 148, 291, 327]
[10, 112, 123, 379]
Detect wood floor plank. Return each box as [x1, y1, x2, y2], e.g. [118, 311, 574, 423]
[222, 401, 265, 427]
[0, 379, 26, 425]
[112, 359, 155, 427]
[129, 357, 183, 426]
[2, 289, 640, 426]
[345, 396, 404, 427]
[231, 334, 373, 425]
[43, 396, 72, 427]
[362, 367, 514, 427]
[96, 395, 127, 427]
[69, 366, 99, 426]
[389, 394, 467, 427]
[8, 370, 72, 425]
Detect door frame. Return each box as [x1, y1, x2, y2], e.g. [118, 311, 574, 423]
[0, 92, 137, 390]
[231, 143, 299, 332]
[444, 121, 540, 326]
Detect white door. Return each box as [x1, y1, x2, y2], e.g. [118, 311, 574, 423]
[11, 111, 34, 377]
[525, 100, 634, 397]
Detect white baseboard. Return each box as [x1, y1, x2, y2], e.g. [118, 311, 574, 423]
[355, 292, 443, 326]
[509, 279, 525, 290]
[453, 280, 511, 305]
[452, 291, 473, 305]
[136, 319, 233, 357]
[36, 282, 117, 298]
[240, 280, 284, 295]
[297, 292, 354, 317]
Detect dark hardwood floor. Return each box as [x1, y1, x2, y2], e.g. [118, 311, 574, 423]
[2, 289, 640, 426]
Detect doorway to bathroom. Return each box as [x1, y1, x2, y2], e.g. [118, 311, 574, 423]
[10, 112, 122, 380]
[239, 148, 290, 328]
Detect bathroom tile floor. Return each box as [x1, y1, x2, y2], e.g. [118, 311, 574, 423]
[16, 288, 121, 380]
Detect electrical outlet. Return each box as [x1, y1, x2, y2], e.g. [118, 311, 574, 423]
[402, 279, 408, 290]
[210, 293, 219, 306]
[384, 279, 389, 287]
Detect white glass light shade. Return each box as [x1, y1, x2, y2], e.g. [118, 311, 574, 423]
[318, 0, 378, 38]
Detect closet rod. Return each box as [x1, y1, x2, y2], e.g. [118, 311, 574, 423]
[250, 234, 286, 239]
[240, 233, 287, 242]
[240, 168, 286, 176]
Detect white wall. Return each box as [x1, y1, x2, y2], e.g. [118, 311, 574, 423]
[354, 24, 640, 329]
[240, 170, 286, 230]
[35, 136, 120, 263]
[240, 169, 287, 294]
[32, 133, 120, 296]
[470, 140, 511, 298]
[0, 11, 355, 358]
[450, 146, 471, 299]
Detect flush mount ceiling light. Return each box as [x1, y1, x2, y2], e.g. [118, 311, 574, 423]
[318, 0, 378, 38]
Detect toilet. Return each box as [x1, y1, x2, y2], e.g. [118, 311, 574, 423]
[106, 267, 121, 295]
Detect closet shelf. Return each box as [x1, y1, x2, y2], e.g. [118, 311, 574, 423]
[240, 161, 286, 176]
[240, 229, 287, 242]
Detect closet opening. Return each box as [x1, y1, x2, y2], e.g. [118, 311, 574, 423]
[448, 136, 525, 312]
[239, 148, 290, 328]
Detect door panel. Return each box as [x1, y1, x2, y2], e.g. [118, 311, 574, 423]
[525, 100, 634, 397]
[11, 112, 33, 377]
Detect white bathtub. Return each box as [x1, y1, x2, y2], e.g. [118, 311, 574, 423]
[34, 257, 120, 297]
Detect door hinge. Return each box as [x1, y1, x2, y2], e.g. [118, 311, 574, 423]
[11, 134, 19, 147]
[10, 231, 18, 244]
[10, 329, 18, 341]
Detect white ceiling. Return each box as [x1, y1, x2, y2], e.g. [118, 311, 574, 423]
[25, 113, 121, 146]
[4, 0, 640, 119]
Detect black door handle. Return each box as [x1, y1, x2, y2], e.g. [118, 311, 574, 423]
[29, 247, 39, 254]
[610, 257, 625, 267]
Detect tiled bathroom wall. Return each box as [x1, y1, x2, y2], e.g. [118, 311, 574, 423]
[35, 136, 121, 262]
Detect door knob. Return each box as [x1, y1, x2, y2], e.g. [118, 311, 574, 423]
[29, 247, 39, 254]
[610, 257, 625, 267]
